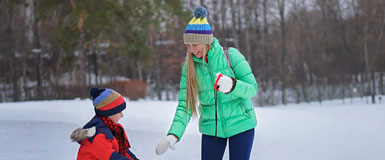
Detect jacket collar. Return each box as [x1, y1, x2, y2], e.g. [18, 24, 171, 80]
[83, 116, 115, 142]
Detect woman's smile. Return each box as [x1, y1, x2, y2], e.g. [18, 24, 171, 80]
[192, 50, 202, 58]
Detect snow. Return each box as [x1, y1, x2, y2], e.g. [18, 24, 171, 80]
[0, 97, 384, 160]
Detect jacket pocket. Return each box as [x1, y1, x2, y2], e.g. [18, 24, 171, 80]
[238, 100, 250, 118]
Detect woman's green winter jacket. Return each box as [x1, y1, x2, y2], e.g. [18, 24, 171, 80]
[168, 37, 258, 139]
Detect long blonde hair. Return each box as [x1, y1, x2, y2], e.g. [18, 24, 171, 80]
[186, 44, 211, 117]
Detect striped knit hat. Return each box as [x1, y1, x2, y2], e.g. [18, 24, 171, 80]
[183, 6, 213, 44]
[90, 88, 126, 117]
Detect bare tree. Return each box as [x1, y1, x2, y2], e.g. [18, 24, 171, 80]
[276, 0, 288, 104]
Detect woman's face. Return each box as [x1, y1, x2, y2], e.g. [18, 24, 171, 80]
[108, 112, 124, 124]
[186, 44, 205, 58]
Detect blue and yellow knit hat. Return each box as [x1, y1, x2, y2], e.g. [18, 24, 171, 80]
[90, 87, 126, 117]
[183, 6, 213, 44]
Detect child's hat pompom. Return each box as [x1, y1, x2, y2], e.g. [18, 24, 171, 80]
[194, 6, 207, 18]
[89, 87, 100, 98]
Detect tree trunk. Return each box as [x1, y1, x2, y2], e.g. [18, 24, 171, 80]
[360, 73, 365, 100]
[271, 80, 276, 105]
[199, 0, 205, 7]
[380, 72, 384, 95]
[87, 51, 92, 85]
[371, 72, 376, 103]
[33, 19, 43, 99]
[5, 5, 21, 102]
[342, 84, 345, 104]
[317, 77, 322, 104]
[243, 0, 256, 65]
[229, 0, 240, 49]
[349, 82, 353, 104]
[364, 22, 375, 104]
[220, 0, 227, 37]
[295, 85, 300, 103]
[301, 82, 309, 103]
[93, 49, 98, 85]
[277, 0, 287, 104]
[262, 0, 269, 68]
[165, 83, 170, 101]
[10, 60, 21, 102]
[154, 34, 163, 100]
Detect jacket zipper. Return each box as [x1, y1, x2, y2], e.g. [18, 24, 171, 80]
[207, 56, 227, 137]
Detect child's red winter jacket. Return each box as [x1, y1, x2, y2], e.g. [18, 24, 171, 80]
[76, 116, 138, 160]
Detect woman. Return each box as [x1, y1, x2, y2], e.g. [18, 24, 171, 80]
[155, 6, 258, 160]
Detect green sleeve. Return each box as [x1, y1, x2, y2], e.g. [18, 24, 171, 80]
[227, 48, 258, 98]
[167, 64, 192, 141]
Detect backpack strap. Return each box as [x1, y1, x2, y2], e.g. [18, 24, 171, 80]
[223, 47, 233, 69]
[223, 47, 235, 75]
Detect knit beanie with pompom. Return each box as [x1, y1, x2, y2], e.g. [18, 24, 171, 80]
[89, 87, 126, 117]
[183, 6, 213, 44]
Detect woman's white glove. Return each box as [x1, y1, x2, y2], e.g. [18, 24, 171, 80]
[214, 73, 237, 94]
[155, 134, 178, 155]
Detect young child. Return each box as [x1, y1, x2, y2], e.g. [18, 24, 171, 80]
[71, 87, 139, 160]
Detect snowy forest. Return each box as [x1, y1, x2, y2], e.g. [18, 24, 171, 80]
[1, 0, 384, 105]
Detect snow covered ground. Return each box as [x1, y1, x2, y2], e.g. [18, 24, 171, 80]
[0, 97, 384, 160]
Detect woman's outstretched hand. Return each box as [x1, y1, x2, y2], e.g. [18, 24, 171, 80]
[214, 73, 237, 94]
[155, 134, 178, 155]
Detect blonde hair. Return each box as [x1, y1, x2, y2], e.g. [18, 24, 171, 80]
[185, 44, 211, 117]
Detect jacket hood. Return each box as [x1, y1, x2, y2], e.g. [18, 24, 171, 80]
[70, 126, 96, 142]
[70, 116, 115, 144]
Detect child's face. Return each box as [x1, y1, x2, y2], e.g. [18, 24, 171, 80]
[108, 112, 124, 124]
